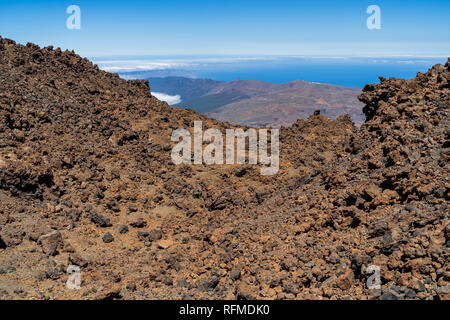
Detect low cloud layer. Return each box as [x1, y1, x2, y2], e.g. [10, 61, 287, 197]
[152, 92, 182, 105]
[93, 57, 278, 73]
[94, 60, 192, 73]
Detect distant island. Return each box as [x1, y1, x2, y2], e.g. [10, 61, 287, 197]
[147, 77, 364, 127]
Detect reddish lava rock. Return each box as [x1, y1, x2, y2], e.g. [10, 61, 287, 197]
[0, 36, 448, 300]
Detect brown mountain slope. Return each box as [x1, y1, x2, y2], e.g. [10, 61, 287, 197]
[148, 76, 365, 126]
[0, 37, 448, 300]
[206, 80, 364, 127]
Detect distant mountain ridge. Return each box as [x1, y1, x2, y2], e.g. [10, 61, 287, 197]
[147, 76, 365, 126]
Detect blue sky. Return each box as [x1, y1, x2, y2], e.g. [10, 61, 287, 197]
[0, 0, 449, 57]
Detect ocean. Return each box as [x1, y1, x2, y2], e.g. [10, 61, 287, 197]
[93, 56, 448, 89]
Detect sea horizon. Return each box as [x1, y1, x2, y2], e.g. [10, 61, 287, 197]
[92, 55, 448, 89]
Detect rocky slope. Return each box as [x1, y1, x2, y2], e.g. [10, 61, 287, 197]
[0, 37, 448, 300]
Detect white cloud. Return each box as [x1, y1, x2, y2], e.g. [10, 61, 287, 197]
[92, 57, 278, 73]
[152, 92, 182, 105]
[397, 60, 416, 65]
[94, 60, 193, 72]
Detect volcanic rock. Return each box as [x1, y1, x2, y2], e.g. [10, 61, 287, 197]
[0, 36, 448, 300]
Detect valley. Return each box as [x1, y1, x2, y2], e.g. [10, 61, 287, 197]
[147, 77, 365, 127]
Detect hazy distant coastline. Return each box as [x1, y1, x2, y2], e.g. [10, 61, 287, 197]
[93, 56, 446, 88]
